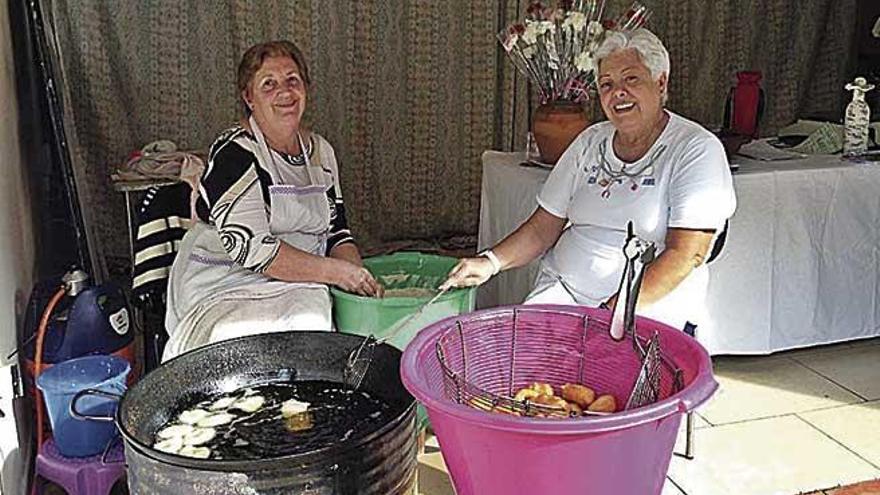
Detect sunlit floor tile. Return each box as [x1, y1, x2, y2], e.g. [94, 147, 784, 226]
[667, 415, 879, 495]
[800, 400, 880, 468]
[662, 477, 686, 495]
[700, 356, 861, 424]
[792, 345, 880, 400]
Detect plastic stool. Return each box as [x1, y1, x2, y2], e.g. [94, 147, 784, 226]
[35, 438, 126, 495]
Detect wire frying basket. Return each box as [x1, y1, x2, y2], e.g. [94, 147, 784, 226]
[435, 307, 683, 418]
[436, 222, 683, 418]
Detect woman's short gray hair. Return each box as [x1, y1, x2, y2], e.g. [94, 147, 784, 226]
[595, 28, 670, 100]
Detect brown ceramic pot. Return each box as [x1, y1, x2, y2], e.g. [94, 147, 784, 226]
[532, 102, 591, 164]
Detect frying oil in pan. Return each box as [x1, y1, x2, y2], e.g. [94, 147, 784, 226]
[154, 380, 392, 460]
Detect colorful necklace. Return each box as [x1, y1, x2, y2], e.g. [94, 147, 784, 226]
[596, 139, 666, 199]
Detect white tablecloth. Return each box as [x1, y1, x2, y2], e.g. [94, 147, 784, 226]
[477, 150, 880, 354]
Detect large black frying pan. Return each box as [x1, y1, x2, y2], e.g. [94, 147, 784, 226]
[74, 331, 418, 494]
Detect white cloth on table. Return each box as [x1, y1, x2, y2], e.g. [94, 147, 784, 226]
[525, 111, 737, 330]
[701, 154, 880, 354]
[163, 118, 340, 361]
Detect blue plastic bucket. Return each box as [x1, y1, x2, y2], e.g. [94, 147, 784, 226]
[36, 355, 130, 457]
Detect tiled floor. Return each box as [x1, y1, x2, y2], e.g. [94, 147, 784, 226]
[417, 338, 880, 495]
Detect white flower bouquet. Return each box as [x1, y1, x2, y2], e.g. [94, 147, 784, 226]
[499, 0, 651, 104]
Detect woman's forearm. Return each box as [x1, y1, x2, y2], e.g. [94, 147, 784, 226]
[633, 247, 704, 307]
[609, 228, 714, 309]
[441, 207, 566, 290]
[492, 207, 567, 271]
[264, 242, 343, 285]
[263, 241, 382, 296]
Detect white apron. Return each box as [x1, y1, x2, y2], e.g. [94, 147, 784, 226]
[163, 118, 334, 361]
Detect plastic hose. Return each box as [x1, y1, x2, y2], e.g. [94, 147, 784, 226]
[31, 286, 65, 495]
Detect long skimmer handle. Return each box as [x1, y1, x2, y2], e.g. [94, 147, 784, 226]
[378, 286, 450, 345]
[610, 222, 655, 341]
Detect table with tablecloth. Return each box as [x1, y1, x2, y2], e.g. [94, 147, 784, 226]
[477, 150, 880, 355]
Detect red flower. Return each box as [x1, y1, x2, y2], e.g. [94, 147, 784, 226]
[602, 19, 617, 30]
[634, 13, 645, 27]
[526, 0, 546, 19]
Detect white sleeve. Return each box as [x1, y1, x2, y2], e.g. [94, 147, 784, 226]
[536, 133, 589, 219]
[667, 134, 737, 230]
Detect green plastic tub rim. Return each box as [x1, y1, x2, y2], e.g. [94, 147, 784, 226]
[330, 251, 473, 305]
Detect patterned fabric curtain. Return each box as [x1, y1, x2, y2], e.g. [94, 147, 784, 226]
[41, 0, 856, 278]
[43, 0, 500, 277]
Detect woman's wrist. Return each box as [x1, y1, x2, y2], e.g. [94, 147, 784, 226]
[479, 249, 502, 276]
[329, 257, 369, 286]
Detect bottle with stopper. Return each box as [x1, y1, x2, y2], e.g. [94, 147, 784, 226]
[843, 77, 875, 157]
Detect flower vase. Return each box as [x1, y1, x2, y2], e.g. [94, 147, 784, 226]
[532, 102, 591, 165]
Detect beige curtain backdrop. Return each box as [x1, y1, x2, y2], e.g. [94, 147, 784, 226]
[41, 0, 856, 278]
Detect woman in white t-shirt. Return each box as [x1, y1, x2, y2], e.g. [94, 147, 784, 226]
[442, 28, 736, 330]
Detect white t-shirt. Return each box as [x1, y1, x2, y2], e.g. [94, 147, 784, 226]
[529, 111, 736, 327]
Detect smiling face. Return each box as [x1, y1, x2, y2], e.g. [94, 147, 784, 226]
[242, 55, 308, 136]
[597, 48, 667, 136]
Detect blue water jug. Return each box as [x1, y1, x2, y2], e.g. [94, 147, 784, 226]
[23, 278, 132, 364]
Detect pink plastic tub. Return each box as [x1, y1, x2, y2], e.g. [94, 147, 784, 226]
[400, 305, 717, 495]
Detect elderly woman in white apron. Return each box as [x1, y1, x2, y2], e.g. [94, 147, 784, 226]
[443, 29, 736, 331]
[164, 40, 382, 361]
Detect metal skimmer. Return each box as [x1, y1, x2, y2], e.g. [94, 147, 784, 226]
[435, 221, 682, 418]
